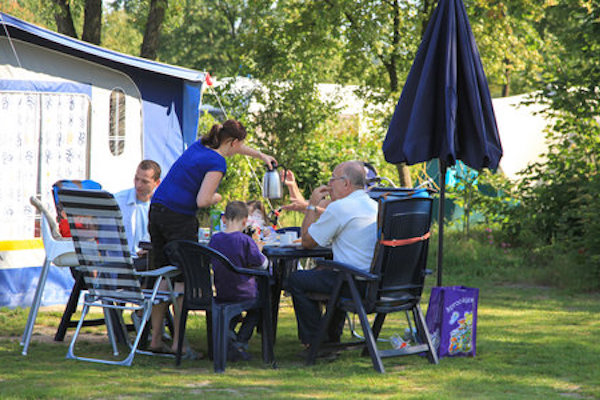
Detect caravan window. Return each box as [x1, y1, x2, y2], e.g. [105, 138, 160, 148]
[109, 88, 126, 156]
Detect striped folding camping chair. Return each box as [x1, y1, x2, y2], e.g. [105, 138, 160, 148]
[57, 188, 180, 366]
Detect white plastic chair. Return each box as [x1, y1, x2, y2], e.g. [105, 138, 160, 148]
[21, 196, 79, 355]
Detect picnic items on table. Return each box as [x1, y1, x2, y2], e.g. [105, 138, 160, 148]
[262, 230, 299, 247]
[425, 286, 479, 358]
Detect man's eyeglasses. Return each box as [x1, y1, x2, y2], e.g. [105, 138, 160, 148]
[328, 175, 347, 183]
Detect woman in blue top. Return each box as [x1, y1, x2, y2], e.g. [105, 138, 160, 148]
[147, 119, 276, 355]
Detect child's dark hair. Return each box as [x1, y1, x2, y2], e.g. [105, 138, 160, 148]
[201, 119, 247, 149]
[224, 201, 249, 222]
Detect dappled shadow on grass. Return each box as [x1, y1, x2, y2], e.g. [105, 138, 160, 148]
[440, 285, 600, 399]
[1, 288, 600, 399]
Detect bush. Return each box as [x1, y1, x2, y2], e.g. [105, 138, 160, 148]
[500, 114, 600, 291]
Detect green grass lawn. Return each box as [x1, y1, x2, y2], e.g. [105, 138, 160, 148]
[1, 280, 599, 399]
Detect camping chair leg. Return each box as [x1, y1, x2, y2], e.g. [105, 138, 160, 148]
[122, 304, 155, 366]
[346, 312, 390, 343]
[346, 273, 384, 373]
[56, 272, 107, 342]
[406, 310, 417, 342]
[66, 303, 91, 361]
[21, 257, 51, 355]
[109, 303, 154, 368]
[165, 276, 178, 338]
[55, 272, 84, 341]
[67, 302, 154, 367]
[115, 308, 133, 349]
[346, 312, 366, 340]
[175, 307, 188, 366]
[102, 306, 119, 357]
[261, 290, 275, 365]
[205, 311, 213, 361]
[371, 313, 386, 339]
[307, 277, 344, 365]
[212, 305, 226, 373]
[361, 313, 386, 357]
[414, 305, 438, 364]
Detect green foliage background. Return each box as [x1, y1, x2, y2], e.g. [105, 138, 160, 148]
[3, 0, 599, 289]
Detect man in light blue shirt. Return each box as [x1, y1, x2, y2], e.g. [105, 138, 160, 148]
[115, 160, 161, 268]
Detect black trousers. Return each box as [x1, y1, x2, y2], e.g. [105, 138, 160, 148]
[148, 203, 198, 282]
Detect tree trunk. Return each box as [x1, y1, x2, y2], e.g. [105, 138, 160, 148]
[421, 0, 437, 36]
[82, 0, 102, 45]
[502, 59, 511, 97]
[51, 0, 77, 38]
[388, 0, 411, 188]
[386, 0, 400, 93]
[140, 0, 169, 60]
[395, 163, 412, 187]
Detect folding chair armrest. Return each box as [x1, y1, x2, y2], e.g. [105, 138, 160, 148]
[232, 266, 270, 278]
[137, 265, 180, 279]
[138, 241, 153, 251]
[315, 259, 378, 280]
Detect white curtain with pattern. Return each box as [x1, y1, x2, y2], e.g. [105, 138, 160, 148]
[0, 91, 89, 240]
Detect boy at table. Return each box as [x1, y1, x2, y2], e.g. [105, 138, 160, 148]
[209, 201, 269, 361]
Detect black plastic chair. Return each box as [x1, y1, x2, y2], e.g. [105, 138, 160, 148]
[307, 196, 439, 373]
[164, 240, 274, 373]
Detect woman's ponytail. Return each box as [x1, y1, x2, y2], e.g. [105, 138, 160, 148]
[201, 124, 222, 148]
[200, 120, 247, 149]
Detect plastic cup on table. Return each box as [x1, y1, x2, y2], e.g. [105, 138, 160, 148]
[286, 231, 298, 242]
[280, 233, 293, 246]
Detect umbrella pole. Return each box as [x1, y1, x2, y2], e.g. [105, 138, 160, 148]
[437, 160, 447, 287]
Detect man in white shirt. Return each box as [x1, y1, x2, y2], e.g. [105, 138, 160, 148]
[288, 160, 378, 349]
[115, 160, 161, 268]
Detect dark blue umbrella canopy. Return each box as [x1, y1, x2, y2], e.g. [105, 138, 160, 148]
[383, 0, 502, 171]
[383, 0, 502, 286]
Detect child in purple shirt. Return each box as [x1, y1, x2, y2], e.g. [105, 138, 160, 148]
[209, 201, 268, 360]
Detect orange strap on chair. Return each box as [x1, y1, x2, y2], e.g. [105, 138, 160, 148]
[380, 190, 417, 200]
[380, 231, 431, 247]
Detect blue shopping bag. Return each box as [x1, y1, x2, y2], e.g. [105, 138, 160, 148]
[425, 286, 479, 358]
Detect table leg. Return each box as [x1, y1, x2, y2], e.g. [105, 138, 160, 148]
[270, 258, 284, 344]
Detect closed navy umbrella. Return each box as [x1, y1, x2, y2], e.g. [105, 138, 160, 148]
[383, 0, 502, 286]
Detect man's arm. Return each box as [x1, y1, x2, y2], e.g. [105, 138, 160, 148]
[282, 170, 304, 202]
[301, 208, 320, 248]
[301, 186, 330, 248]
[281, 199, 328, 215]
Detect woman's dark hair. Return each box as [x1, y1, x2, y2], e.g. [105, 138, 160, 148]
[201, 119, 247, 149]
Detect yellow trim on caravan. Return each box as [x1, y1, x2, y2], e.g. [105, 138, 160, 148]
[0, 239, 43, 251]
